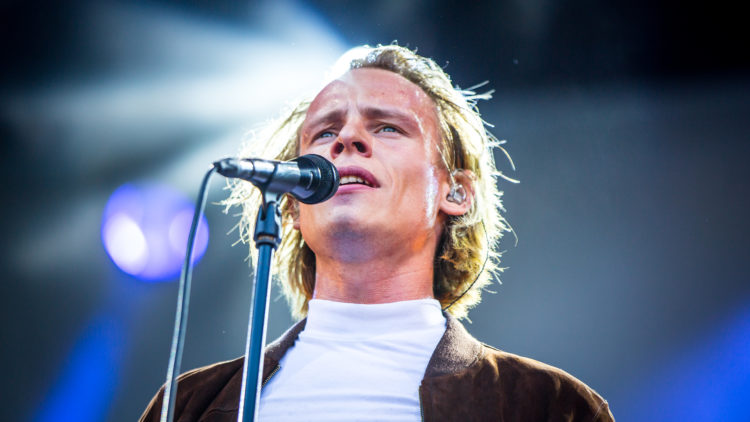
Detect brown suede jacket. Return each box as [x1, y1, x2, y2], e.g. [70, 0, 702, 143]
[141, 314, 614, 421]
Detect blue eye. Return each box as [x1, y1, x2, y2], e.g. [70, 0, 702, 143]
[379, 126, 398, 133]
[317, 131, 335, 139]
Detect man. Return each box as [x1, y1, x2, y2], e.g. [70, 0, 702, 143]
[141, 45, 614, 421]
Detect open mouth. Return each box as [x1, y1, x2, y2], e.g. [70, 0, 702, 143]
[340, 175, 373, 187]
[336, 166, 379, 189]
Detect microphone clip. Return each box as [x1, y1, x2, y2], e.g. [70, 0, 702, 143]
[253, 201, 281, 248]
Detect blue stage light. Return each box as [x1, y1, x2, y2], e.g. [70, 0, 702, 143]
[618, 304, 750, 421]
[34, 315, 123, 422]
[102, 183, 208, 281]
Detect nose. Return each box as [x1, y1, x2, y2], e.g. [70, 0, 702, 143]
[330, 119, 372, 159]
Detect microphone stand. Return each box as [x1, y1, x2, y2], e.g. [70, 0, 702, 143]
[238, 194, 282, 422]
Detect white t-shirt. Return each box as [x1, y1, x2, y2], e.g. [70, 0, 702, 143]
[258, 298, 447, 421]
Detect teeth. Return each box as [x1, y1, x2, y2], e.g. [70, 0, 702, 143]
[340, 175, 371, 186]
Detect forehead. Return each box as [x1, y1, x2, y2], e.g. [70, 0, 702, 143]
[305, 68, 438, 124]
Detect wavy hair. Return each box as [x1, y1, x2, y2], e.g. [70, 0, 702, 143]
[223, 45, 513, 320]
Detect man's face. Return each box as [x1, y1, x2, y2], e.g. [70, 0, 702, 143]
[297, 68, 452, 261]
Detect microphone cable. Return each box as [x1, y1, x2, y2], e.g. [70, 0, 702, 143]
[442, 220, 490, 312]
[160, 166, 215, 422]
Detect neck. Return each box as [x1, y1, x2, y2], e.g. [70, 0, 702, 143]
[312, 241, 437, 304]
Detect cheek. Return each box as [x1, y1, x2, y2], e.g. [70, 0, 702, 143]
[423, 168, 441, 220]
[297, 205, 314, 236]
[299, 140, 327, 157]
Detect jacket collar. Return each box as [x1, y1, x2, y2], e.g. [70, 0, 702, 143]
[423, 313, 483, 378]
[265, 319, 306, 363]
[262, 318, 306, 381]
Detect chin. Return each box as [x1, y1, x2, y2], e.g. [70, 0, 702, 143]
[322, 212, 372, 240]
[301, 212, 380, 260]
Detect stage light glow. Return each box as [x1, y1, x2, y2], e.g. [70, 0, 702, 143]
[618, 304, 750, 421]
[101, 183, 208, 281]
[34, 315, 124, 422]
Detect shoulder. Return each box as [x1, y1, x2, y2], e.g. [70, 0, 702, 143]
[139, 357, 244, 422]
[479, 344, 613, 421]
[176, 356, 245, 392]
[422, 315, 613, 421]
[139, 321, 306, 421]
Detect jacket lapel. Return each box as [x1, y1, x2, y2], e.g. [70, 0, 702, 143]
[423, 313, 483, 378]
[262, 318, 307, 380]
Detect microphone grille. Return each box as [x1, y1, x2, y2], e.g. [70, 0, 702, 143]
[294, 154, 339, 204]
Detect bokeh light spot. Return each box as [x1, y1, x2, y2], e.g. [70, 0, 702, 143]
[101, 183, 209, 281]
[168, 208, 209, 262]
[102, 213, 149, 275]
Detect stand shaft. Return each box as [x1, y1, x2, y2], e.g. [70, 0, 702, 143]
[238, 202, 280, 422]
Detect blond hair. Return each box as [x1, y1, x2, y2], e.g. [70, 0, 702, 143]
[224, 45, 513, 320]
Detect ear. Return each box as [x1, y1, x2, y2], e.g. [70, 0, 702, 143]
[439, 169, 475, 216]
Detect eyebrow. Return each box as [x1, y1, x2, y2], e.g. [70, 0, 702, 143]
[304, 109, 346, 130]
[361, 106, 420, 131]
[362, 107, 411, 120]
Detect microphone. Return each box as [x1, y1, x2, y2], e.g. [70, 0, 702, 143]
[213, 154, 339, 204]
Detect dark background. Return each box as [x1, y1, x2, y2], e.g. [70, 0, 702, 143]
[2, 1, 748, 421]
